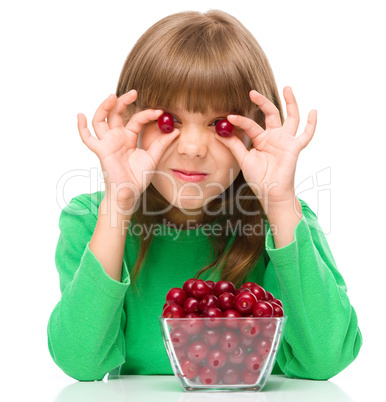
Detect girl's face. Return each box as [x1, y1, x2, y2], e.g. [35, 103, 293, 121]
[138, 107, 251, 223]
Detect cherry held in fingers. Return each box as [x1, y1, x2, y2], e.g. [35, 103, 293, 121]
[158, 113, 174, 133]
[215, 119, 234, 137]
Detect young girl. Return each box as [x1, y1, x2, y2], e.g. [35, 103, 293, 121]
[48, 10, 362, 382]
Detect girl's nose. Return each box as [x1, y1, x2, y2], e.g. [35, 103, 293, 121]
[176, 126, 208, 158]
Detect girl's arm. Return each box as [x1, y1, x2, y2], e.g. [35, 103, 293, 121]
[263, 197, 362, 380]
[49, 91, 179, 380]
[47, 193, 131, 381]
[217, 87, 362, 379]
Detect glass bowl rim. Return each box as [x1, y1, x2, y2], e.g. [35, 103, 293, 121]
[159, 315, 288, 320]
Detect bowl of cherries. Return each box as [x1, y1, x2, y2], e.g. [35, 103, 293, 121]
[159, 278, 286, 392]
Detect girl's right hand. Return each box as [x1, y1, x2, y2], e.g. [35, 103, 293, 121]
[77, 90, 179, 207]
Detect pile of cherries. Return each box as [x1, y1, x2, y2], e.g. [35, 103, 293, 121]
[158, 113, 234, 137]
[161, 278, 284, 386]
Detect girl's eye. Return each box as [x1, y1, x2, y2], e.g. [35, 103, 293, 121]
[154, 114, 180, 124]
[209, 119, 222, 127]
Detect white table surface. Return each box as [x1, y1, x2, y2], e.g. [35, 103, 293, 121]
[49, 375, 356, 402]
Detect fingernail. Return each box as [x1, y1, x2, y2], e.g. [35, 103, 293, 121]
[228, 115, 237, 120]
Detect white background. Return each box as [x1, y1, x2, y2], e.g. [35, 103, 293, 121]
[1, 0, 385, 401]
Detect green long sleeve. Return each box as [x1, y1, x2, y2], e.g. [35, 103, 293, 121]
[47, 195, 130, 381]
[263, 199, 362, 380]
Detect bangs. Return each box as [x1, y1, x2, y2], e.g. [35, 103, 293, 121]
[126, 17, 260, 117]
[138, 50, 254, 116]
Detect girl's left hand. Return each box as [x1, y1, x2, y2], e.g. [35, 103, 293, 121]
[215, 86, 317, 211]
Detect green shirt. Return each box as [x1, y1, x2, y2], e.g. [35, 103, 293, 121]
[47, 191, 362, 381]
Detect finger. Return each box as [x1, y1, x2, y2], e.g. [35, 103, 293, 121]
[227, 114, 264, 150]
[146, 129, 181, 165]
[250, 90, 281, 130]
[282, 86, 300, 135]
[107, 90, 138, 128]
[214, 131, 249, 167]
[125, 108, 164, 133]
[77, 113, 99, 153]
[92, 94, 118, 139]
[296, 110, 317, 150]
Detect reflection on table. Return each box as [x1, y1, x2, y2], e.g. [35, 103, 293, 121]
[54, 374, 355, 402]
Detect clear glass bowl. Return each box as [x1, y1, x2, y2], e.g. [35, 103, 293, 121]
[159, 316, 286, 392]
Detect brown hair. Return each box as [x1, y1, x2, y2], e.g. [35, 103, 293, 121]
[116, 10, 284, 287]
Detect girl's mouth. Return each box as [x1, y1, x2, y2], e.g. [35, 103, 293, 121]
[172, 169, 208, 182]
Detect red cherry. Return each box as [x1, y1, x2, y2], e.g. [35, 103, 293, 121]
[162, 303, 185, 319]
[170, 328, 188, 348]
[198, 365, 219, 385]
[220, 330, 239, 354]
[240, 282, 256, 290]
[202, 307, 223, 328]
[198, 294, 219, 313]
[261, 320, 278, 338]
[218, 292, 235, 311]
[242, 283, 267, 301]
[207, 348, 227, 370]
[222, 309, 242, 329]
[252, 301, 274, 317]
[201, 328, 221, 347]
[180, 358, 199, 379]
[187, 340, 210, 363]
[229, 346, 247, 365]
[234, 287, 251, 297]
[270, 301, 284, 317]
[213, 281, 236, 297]
[270, 298, 283, 307]
[185, 312, 200, 318]
[206, 280, 215, 291]
[166, 287, 187, 307]
[241, 368, 259, 384]
[183, 297, 200, 314]
[175, 347, 186, 361]
[234, 291, 257, 315]
[191, 279, 212, 299]
[158, 112, 174, 133]
[245, 352, 264, 372]
[255, 337, 272, 357]
[220, 365, 240, 384]
[239, 334, 255, 348]
[182, 278, 196, 297]
[181, 316, 204, 335]
[239, 318, 260, 338]
[265, 291, 274, 301]
[215, 119, 234, 137]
